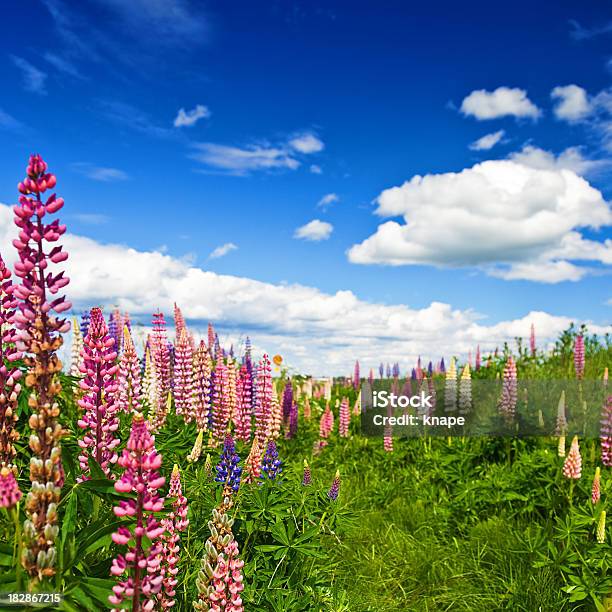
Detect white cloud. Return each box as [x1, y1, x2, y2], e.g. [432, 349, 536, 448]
[191, 142, 300, 174]
[294, 219, 333, 241]
[173, 104, 211, 127]
[72, 213, 110, 225]
[347, 157, 612, 283]
[551, 85, 592, 121]
[508, 145, 610, 176]
[10, 55, 47, 94]
[317, 193, 339, 208]
[310, 164, 323, 174]
[209, 242, 238, 259]
[71, 162, 129, 182]
[43, 52, 83, 78]
[0, 108, 22, 130]
[0, 203, 608, 374]
[289, 133, 324, 154]
[469, 130, 505, 151]
[460, 86, 541, 120]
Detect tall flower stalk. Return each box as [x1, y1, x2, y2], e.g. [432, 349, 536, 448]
[254, 354, 272, 447]
[0, 255, 22, 471]
[499, 357, 517, 422]
[174, 328, 194, 420]
[77, 307, 120, 480]
[151, 311, 171, 430]
[117, 325, 142, 414]
[110, 413, 166, 611]
[13, 154, 71, 581]
[574, 334, 585, 380]
[192, 340, 212, 431]
[339, 397, 350, 437]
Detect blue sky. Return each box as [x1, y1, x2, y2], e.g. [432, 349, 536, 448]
[0, 0, 610, 373]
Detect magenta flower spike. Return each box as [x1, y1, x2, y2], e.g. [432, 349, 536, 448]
[192, 340, 212, 431]
[0, 466, 22, 509]
[174, 328, 194, 420]
[353, 360, 360, 389]
[601, 395, 612, 467]
[173, 302, 186, 342]
[234, 363, 252, 442]
[475, 345, 481, 371]
[328, 469, 341, 501]
[117, 325, 143, 414]
[339, 397, 350, 437]
[0, 255, 22, 471]
[562, 435, 582, 480]
[499, 357, 518, 421]
[207, 539, 245, 611]
[211, 360, 230, 444]
[207, 322, 215, 356]
[109, 413, 166, 611]
[158, 464, 189, 609]
[13, 154, 71, 580]
[530, 323, 536, 357]
[574, 334, 585, 380]
[77, 307, 120, 481]
[302, 459, 311, 486]
[150, 311, 171, 430]
[592, 467, 601, 504]
[254, 354, 273, 447]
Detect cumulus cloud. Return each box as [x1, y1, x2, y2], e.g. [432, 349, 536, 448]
[10, 55, 47, 94]
[209, 242, 238, 259]
[294, 219, 333, 241]
[469, 130, 505, 151]
[0, 203, 607, 374]
[347, 157, 612, 282]
[173, 104, 211, 127]
[317, 193, 339, 208]
[551, 85, 592, 121]
[460, 86, 541, 120]
[509, 145, 611, 176]
[289, 133, 324, 154]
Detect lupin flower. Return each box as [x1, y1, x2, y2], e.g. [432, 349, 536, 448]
[254, 355, 273, 447]
[339, 397, 350, 437]
[354, 360, 360, 389]
[383, 433, 393, 452]
[215, 435, 242, 494]
[109, 413, 166, 611]
[303, 396, 311, 420]
[80, 309, 90, 337]
[158, 465, 189, 610]
[173, 302, 186, 341]
[206, 539, 245, 612]
[319, 403, 334, 438]
[243, 439, 262, 483]
[142, 343, 157, 411]
[530, 323, 536, 357]
[117, 326, 142, 414]
[386, 363, 391, 378]
[499, 357, 517, 422]
[174, 328, 194, 420]
[328, 470, 341, 501]
[601, 395, 612, 467]
[234, 363, 252, 442]
[269, 391, 282, 440]
[379, 363, 384, 379]
[150, 311, 171, 430]
[192, 341, 212, 431]
[302, 459, 311, 486]
[281, 381, 293, 430]
[597, 511, 606, 544]
[187, 430, 204, 463]
[77, 307, 120, 480]
[574, 334, 585, 380]
[592, 467, 601, 504]
[458, 364, 472, 415]
[13, 155, 71, 580]
[108, 311, 120, 354]
[288, 400, 298, 439]
[211, 361, 230, 444]
[0, 466, 22, 508]
[562, 435, 582, 480]
[70, 317, 84, 377]
[0, 256, 22, 471]
[444, 358, 457, 413]
[558, 435, 566, 458]
[604, 367, 608, 388]
[260, 440, 282, 481]
[556, 391, 567, 436]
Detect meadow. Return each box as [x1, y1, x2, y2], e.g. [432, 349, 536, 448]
[0, 155, 611, 612]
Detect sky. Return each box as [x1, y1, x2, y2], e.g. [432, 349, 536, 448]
[0, 0, 611, 374]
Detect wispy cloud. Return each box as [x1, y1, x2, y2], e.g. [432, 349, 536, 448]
[10, 55, 47, 94]
[317, 193, 339, 208]
[294, 219, 333, 241]
[191, 132, 324, 175]
[310, 164, 323, 174]
[0, 108, 22, 131]
[43, 52, 84, 79]
[72, 162, 129, 182]
[469, 130, 505, 151]
[71, 213, 110, 225]
[174, 104, 211, 127]
[569, 19, 612, 41]
[99, 100, 174, 138]
[209, 242, 238, 259]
